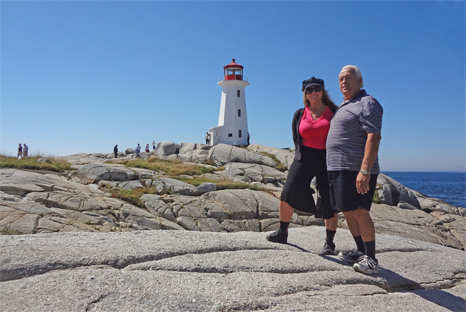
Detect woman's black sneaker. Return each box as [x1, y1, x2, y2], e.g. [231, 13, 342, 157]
[266, 229, 288, 243]
[318, 242, 337, 255]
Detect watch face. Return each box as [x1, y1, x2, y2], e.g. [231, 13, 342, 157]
[360, 170, 369, 175]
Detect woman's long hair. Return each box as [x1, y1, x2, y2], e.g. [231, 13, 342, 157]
[303, 88, 339, 112]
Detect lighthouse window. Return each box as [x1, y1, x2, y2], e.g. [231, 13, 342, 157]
[238, 109, 241, 117]
[237, 90, 240, 97]
[228, 133, 233, 137]
[239, 130, 242, 138]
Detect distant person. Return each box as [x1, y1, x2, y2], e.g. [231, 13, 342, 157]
[17, 144, 22, 159]
[135, 144, 141, 158]
[145, 144, 150, 153]
[22, 144, 28, 158]
[114, 145, 118, 158]
[327, 65, 383, 275]
[205, 132, 211, 145]
[152, 141, 156, 150]
[266, 77, 339, 256]
[247, 132, 250, 145]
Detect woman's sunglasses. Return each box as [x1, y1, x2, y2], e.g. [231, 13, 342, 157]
[305, 86, 323, 94]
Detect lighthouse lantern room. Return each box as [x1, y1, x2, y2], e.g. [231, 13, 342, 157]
[208, 59, 249, 146]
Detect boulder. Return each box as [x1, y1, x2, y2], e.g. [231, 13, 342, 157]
[77, 164, 135, 182]
[208, 144, 277, 167]
[194, 183, 217, 195]
[158, 177, 196, 196]
[247, 144, 295, 169]
[155, 142, 180, 157]
[224, 162, 286, 183]
[201, 189, 258, 220]
[179, 142, 197, 154]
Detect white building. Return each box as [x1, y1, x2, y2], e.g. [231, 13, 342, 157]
[208, 59, 249, 146]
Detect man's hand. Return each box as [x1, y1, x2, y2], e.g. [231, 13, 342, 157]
[356, 172, 370, 194]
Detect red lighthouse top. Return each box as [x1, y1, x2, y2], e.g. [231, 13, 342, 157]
[223, 59, 244, 81]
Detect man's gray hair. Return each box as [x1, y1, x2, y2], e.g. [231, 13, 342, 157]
[342, 65, 364, 88]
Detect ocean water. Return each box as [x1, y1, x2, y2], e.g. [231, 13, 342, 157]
[382, 172, 466, 208]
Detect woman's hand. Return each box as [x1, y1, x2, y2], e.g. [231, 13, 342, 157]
[356, 172, 370, 194]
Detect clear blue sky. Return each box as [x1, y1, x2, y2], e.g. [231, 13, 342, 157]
[1, 1, 465, 172]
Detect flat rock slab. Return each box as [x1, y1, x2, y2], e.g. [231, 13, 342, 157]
[1, 227, 465, 311]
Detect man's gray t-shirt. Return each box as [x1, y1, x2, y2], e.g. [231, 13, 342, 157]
[326, 90, 383, 173]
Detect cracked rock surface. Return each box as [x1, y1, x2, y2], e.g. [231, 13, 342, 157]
[1, 227, 465, 311]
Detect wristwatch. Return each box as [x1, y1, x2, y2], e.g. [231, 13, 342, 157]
[360, 169, 370, 175]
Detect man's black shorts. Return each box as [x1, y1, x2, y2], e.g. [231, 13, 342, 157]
[328, 171, 378, 212]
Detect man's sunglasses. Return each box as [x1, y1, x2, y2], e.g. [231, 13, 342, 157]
[305, 86, 323, 94]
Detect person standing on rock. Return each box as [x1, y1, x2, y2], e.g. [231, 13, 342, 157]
[114, 145, 118, 158]
[266, 77, 340, 256]
[205, 132, 210, 145]
[327, 65, 383, 275]
[17, 143, 22, 159]
[22, 143, 28, 158]
[145, 144, 150, 153]
[152, 141, 156, 150]
[135, 144, 141, 158]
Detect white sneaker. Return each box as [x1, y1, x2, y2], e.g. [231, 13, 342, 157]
[353, 255, 379, 275]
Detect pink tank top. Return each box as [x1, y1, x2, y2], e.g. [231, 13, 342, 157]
[299, 106, 333, 149]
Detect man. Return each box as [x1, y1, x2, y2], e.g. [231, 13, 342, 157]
[326, 65, 383, 275]
[22, 144, 28, 158]
[135, 144, 141, 158]
[114, 145, 118, 158]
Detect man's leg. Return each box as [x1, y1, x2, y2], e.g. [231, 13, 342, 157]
[352, 208, 375, 242]
[352, 208, 376, 260]
[339, 210, 366, 261]
[342, 210, 360, 237]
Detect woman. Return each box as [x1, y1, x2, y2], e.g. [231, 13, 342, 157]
[266, 77, 340, 255]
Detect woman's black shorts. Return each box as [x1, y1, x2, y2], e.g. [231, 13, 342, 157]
[280, 146, 334, 219]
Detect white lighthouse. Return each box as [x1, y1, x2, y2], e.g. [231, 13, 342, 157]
[208, 59, 249, 146]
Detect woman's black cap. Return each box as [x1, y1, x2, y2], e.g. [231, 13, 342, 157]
[302, 77, 325, 91]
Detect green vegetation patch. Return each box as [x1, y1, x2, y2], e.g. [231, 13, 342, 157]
[101, 184, 158, 207]
[0, 155, 71, 172]
[175, 176, 268, 192]
[0, 227, 23, 235]
[123, 158, 215, 176]
[373, 192, 382, 204]
[258, 152, 287, 172]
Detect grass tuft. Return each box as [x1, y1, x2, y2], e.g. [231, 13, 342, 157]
[123, 157, 215, 176]
[0, 155, 71, 172]
[258, 152, 288, 172]
[101, 185, 158, 207]
[175, 176, 269, 192]
[0, 227, 23, 235]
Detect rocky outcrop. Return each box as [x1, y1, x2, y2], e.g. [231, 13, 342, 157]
[1, 143, 465, 251]
[1, 228, 465, 311]
[1, 144, 466, 311]
[377, 173, 465, 216]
